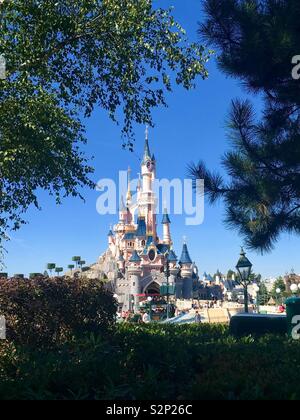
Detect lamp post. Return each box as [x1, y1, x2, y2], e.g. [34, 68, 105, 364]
[165, 255, 171, 320]
[236, 248, 253, 314]
[291, 284, 298, 296]
[253, 284, 260, 314]
[147, 296, 153, 321]
[276, 288, 282, 306]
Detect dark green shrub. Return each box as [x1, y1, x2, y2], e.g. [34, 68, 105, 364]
[0, 324, 300, 400]
[230, 314, 287, 337]
[0, 277, 117, 347]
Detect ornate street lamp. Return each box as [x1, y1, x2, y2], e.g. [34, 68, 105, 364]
[163, 252, 176, 320]
[290, 284, 298, 295]
[236, 248, 253, 313]
[276, 288, 282, 305]
[147, 296, 153, 321]
[253, 283, 260, 313]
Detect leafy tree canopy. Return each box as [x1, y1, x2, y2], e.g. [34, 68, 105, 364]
[0, 0, 210, 250]
[190, 0, 300, 253]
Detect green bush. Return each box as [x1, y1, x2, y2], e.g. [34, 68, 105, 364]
[0, 324, 299, 400]
[230, 315, 287, 337]
[0, 277, 117, 347]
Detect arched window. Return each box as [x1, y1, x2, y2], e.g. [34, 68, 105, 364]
[148, 249, 156, 262]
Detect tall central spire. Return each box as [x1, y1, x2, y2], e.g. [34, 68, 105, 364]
[143, 125, 151, 162]
[126, 166, 132, 206]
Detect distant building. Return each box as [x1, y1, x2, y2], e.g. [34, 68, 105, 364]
[284, 272, 300, 293]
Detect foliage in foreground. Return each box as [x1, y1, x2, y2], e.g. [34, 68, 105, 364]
[0, 277, 117, 347]
[0, 324, 300, 400]
[0, 0, 210, 251]
[190, 0, 300, 252]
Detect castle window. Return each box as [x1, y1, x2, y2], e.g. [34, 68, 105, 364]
[148, 249, 156, 262]
[141, 240, 146, 247]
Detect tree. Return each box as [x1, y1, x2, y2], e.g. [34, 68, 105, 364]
[271, 277, 286, 297]
[47, 263, 56, 277]
[68, 264, 75, 274]
[190, 0, 300, 252]
[258, 283, 269, 306]
[78, 260, 86, 270]
[72, 256, 81, 270]
[55, 267, 64, 277]
[231, 290, 239, 303]
[227, 269, 236, 280]
[0, 0, 210, 249]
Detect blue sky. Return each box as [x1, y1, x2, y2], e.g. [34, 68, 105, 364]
[4, 0, 300, 278]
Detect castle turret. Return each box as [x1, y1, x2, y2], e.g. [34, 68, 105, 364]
[118, 253, 125, 272]
[126, 166, 132, 208]
[119, 196, 127, 223]
[140, 126, 157, 240]
[127, 250, 142, 313]
[167, 250, 179, 285]
[108, 228, 114, 246]
[162, 208, 172, 245]
[179, 242, 193, 299]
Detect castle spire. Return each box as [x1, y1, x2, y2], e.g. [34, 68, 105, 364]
[143, 125, 151, 162]
[179, 240, 192, 265]
[126, 166, 132, 206]
[162, 208, 171, 225]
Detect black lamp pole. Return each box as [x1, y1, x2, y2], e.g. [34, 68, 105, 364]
[165, 253, 171, 320]
[236, 248, 253, 314]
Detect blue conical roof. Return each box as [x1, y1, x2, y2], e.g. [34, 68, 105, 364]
[167, 250, 178, 262]
[144, 138, 151, 160]
[162, 209, 171, 224]
[179, 243, 192, 265]
[108, 230, 114, 237]
[129, 250, 141, 263]
[136, 217, 147, 236]
[143, 126, 151, 163]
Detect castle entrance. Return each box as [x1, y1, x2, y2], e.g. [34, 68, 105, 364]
[144, 282, 160, 296]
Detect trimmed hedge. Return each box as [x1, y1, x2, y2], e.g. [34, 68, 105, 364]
[0, 324, 300, 400]
[230, 314, 287, 337]
[0, 276, 117, 347]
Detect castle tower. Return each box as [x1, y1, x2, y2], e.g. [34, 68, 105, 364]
[108, 228, 114, 246]
[119, 196, 127, 223]
[162, 208, 172, 245]
[118, 253, 125, 273]
[179, 241, 194, 300]
[89, 126, 200, 310]
[167, 250, 179, 285]
[126, 166, 132, 208]
[127, 250, 142, 313]
[140, 127, 157, 240]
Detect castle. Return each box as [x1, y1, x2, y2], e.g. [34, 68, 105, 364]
[88, 129, 199, 312]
